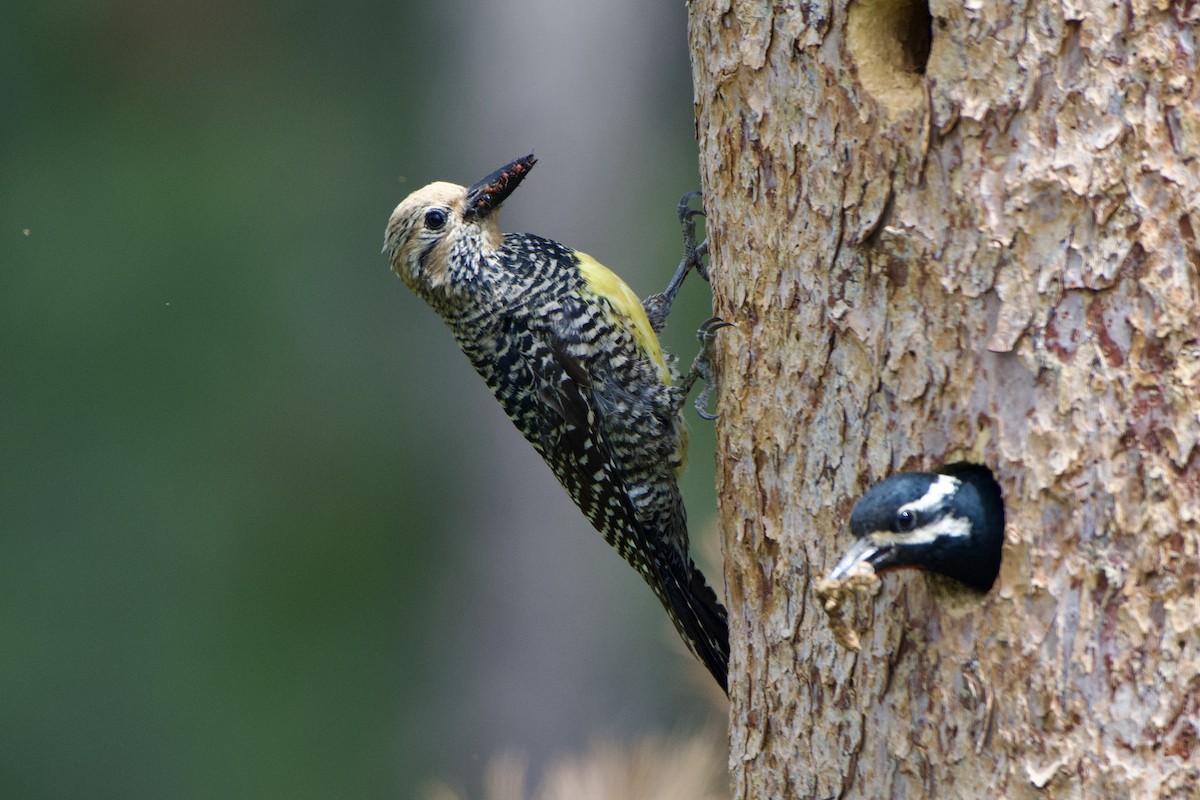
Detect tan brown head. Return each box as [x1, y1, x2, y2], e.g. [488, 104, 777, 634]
[384, 155, 536, 305]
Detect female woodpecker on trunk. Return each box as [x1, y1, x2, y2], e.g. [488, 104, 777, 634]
[828, 463, 1005, 591]
[384, 155, 729, 693]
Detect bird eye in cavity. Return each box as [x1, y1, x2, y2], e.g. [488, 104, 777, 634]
[896, 509, 918, 532]
[424, 208, 448, 231]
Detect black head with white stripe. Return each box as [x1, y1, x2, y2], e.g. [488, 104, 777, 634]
[830, 463, 1005, 591]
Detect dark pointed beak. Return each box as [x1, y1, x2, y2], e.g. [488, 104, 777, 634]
[827, 536, 894, 581]
[463, 154, 537, 219]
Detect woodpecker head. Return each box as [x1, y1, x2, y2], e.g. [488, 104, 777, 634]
[828, 464, 1005, 591]
[385, 154, 536, 303]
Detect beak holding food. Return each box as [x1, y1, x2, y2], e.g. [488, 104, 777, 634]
[463, 154, 537, 220]
[827, 535, 894, 582]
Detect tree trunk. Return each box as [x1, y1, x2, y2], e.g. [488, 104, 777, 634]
[687, 1, 1200, 797]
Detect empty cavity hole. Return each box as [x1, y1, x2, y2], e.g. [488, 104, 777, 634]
[847, 0, 932, 111]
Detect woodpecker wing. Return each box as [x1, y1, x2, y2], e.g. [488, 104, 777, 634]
[532, 313, 660, 564]
[527, 312, 728, 691]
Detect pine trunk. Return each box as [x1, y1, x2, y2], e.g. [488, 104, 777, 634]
[687, 1, 1200, 797]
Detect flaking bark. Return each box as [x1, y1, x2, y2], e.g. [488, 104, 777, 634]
[687, 1, 1200, 797]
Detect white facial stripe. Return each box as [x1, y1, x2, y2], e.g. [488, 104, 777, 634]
[869, 514, 971, 546]
[898, 474, 961, 516]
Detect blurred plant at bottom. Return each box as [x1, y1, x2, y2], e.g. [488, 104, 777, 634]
[424, 732, 729, 800]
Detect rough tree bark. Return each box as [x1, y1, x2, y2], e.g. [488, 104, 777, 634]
[687, 1, 1200, 798]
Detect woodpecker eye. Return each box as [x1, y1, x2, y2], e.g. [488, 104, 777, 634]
[424, 208, 447, 231]
[896, 509, 918, 532]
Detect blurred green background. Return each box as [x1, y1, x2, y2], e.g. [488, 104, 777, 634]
[1, 1, 723, 796]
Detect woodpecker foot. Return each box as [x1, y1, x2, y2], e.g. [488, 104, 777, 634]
[679, 316, 732, 420]
[643, 192, 709, 333]
[676, 191, 710, 283]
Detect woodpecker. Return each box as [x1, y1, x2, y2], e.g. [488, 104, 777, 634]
[384, 155, 729, 692]
[828, 463, 1005, 591]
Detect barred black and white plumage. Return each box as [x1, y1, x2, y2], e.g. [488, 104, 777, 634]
[384, 155, 729, 692]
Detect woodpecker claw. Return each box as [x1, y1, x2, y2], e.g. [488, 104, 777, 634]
[680, 316, 732, 421]
[677, 191, 704, 223]
[643, 192, 711, 333]
[677, 191, 710, 283]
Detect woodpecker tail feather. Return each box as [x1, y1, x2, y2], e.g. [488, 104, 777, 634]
[659, 558, 730, 695]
